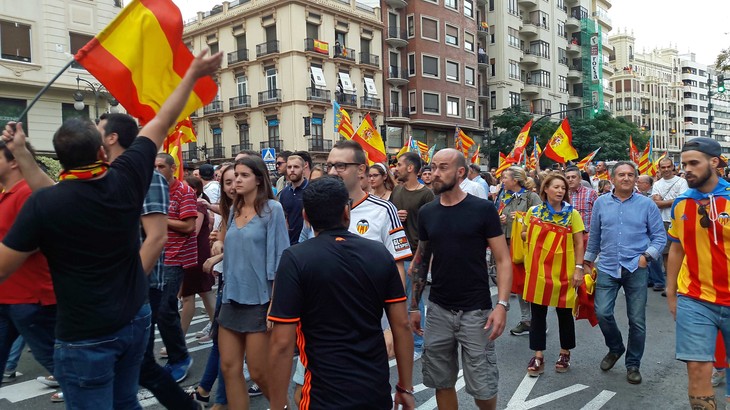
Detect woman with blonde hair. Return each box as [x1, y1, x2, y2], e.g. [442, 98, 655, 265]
[521, 173, 584, 376]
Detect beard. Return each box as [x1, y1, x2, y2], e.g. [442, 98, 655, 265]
[289, 173, 302, 183]
[432, 175, 458, 195]
[686, 164, 713, 189]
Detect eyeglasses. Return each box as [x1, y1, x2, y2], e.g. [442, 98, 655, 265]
[367, 173, 382, 178]
[698, 205, 711, 229]
[325, 162, 361, 172]
[276, 161, 286, 166]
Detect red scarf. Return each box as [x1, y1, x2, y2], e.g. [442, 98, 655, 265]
[58, 161, 110, 181]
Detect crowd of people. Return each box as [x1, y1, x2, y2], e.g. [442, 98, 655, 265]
[0, 49, 727, 410]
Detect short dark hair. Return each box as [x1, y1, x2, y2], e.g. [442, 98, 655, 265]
[333, 140, 367, 165]
[156, 153, 175, 166]
[303, 176, 349, 231]
[293, 150, 313, 170]
[401, 152, 422, 174]
[98, 113, 138, 148]
[422, 165, 432, 172]
[52, 117, 103, 170]
[611, 161, 637, 178]
[469, 163, 481, 173]
[564, 166, 580, 175]
[0, 140, 36, 162]
[276, 150, 293, 161]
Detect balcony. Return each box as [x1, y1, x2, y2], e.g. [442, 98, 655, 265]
[260, 140, 284, 152]
[568, 95, 583, 105]
[385, 27, 408, 48]
[388, 103, 410, 122]
[307, 138, 333, 152]
[477, 26, 489, 40]
[256, 40, 279, 57]
[258, 89, 282, 105]
[360, 97, 381, 109]
[227, 49, 249, 65]
[204, 100, 224, 115]
[523, 82, 539, 95]
[206, 146, 226, 159]
[385, 0, 407, 8]
[479, 85, 489, 100]
[567, 42, 581, 54]
[334, 46, 356, 62]
[231, 143, 252, 155]
[520, 22, 538, 37]
[359, 52, 380, 67]
[335, 92, 357, 107]
[387, 67, 409, 86]
[603, 64, 614, 75]
[567, 66, 581, 79]
[304, 38, 330, 56]
[476, 0, 486, 6]
[183, 149, 198, 162]
[518, 0, 537, 6]
[229, 95, 251, 110]
[565, 15, 580, 29]
[520, 51, 539, 66]
[593, 11, 613, 30]
[306, 87, 331, 103]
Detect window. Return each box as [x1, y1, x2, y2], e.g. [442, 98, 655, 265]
[421, 17, 438, 41]
[409, 90, 417, 113]
[507, 0, 518, 15]
[266, 66, 277, 90]
[508, 28, 520, 49]
[559, 103, 568, 118]
[446, 60, 459, 82]
[422, 55, 439, 77]
[61, 103, 89, 123]
[445, 25, 458, 46]
[311, 115, 324, 141]
[533, 99, 551, 115]
[236, 75, 248, 96]
[557, 21, 565, 38]
[490, 91, 496, 110]
[208, 42, 219, 55]
[408, 53, 416, 76]
[464, 32, 474, 52]
[490, 58, 495, 77]
[466, 100, 476, 119]
[616, 99, 622, 110]
[238, 123, 250, 145]
[445, 0, 457, 10]
[559, 75, 567, 93]
[267, 116, 280, 145]
[529, 70, 550, 87]
[423, 92, 440, 114]
[407, 15, 415, 38]
[509, 92, 520, 108]
[529, 40, 550, 59]
[508, 60, 520, 80]
[558, 48, 567, 65]
[490, 25, 495, 44]
[306, 23, 319, 40]
[70, 32, 93, 69]
[1, 21, 32, 62]
[464, 0, 473, 17]
[447, 96, 460, 116]
[465, 66, 475, 85]
[489, 0, 494, 11]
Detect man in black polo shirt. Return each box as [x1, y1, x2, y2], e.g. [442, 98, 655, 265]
[268, 177, 415, 410]
[279, 154, 308, 245]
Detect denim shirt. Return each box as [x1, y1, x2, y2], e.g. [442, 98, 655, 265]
[584, 191, 666, 277]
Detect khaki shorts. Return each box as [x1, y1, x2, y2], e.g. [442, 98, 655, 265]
[422, 302, 499, 401]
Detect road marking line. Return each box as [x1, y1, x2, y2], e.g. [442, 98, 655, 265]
[416, 370, 464, 410]
[507, 374, 589, 409]
[580, 390, 616, 410]
[0, 380, 55, 403]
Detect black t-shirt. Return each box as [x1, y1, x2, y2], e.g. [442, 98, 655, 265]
[269, 229, 406, 410]
[3, 137, 156, 341]
[418, 194, 502, 311]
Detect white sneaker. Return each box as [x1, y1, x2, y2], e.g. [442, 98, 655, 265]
[36, 375, 59, 388]
[413, 351, 422, 361]
[196, 322, 212, 338]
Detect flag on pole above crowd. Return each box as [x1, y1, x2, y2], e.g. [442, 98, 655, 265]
[454, 127, 475, 157]
[471, 146, 480, 164]
[629, 136, 641, 165]
[638, 138, 652, 175]
[426, 144, 437, 164]
[526, 142, 542, 171]
[648, 151, 667, 177]
[352, 113, 386, 164]
[576, 148, 600, 171]
[509, 120, 532, 163]
[163, 118, 196, 180]
[333, 101, 355, 139]
[73, 0, 218, 126]
[495, 152, 515, 178]
[543, 118, 578, 163]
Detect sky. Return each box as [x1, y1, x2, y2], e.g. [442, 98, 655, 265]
[173, 0, 728, 67]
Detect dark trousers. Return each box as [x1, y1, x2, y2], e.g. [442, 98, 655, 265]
[158, 265, 190, 364]
[529, 303, 576, 352]
[0, 303, 56, 376]
[139, 288, 197, 410]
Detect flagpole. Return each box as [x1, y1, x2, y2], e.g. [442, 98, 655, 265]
[15, 59, 75, 125]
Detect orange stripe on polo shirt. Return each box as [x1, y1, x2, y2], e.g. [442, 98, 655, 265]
[385, 296, 407, 304]
[267, 316, 300, 323]
[296, 323, 311, 410]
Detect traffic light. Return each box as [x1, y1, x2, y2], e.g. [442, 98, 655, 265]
[718, 74, 726, 93]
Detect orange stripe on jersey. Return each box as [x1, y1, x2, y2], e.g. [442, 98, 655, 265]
[385, 296, 407, 303]
[351, 193, 369, 209]
[296, 323, 311, 410]
[267, 316, 300, 323]
[389, 226, 405, 235]
[681, 200, 703, 298]
[394, 254, 413, 261]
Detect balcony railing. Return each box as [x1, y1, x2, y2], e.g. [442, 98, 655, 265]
[306, 87, 331, 103]
[335, 91, 357, 107]
[359, 52, 380, 67]
[360, 97, 381, 109]
[304, 38, 330, 56]
[260, 140, 283, 151]
[388, 67, 409, 80]
[206, 146, 226, 159]
[389, 103, 410, 118]
[183, 149, 198, 162]
[227, 49, 249, 64]
[229, 95, 251, 109]
[479, 85, 489, 97]
[334, 46, 356, 61]
[256, 40, 279, 57]
[307, 138, 333, 152]
[204, 100, 224, 115]
[386, 26, 407, 41]
[258, 89, 282, 105]
[231, 143, 253, 155]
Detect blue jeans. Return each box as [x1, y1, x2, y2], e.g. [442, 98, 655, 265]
[200, 288, 227, 404]
[647, 258, 665, 288]
[54, 304, 151, 410]
[5, 336, 25, 372]
[404, 261, 424, 353]
[159, 265, 190, 364]
[0, 303, 56, 376]
[595, 267, 648, 369]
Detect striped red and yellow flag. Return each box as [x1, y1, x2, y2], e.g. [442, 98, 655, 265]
[457, 128, 475, 156]
[74, 0, 218, 125]
[163, 131, 184, 180]
[638, 139, 652, 175]
[494, 152, 514, 178]
[526, 142, 542, 171]
[509, 120, 532, 163]
[333, 101, 354, 139]
[576, 148, 600, 171]
[543, 118, 579, 163]
[471, 145, 480, 164]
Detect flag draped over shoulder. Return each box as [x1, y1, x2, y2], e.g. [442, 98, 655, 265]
[73, 0, 218, 125]
[638, 138, 652, 175]
[543, 118, 578, 163]
[509, 120, 532, 162]
[333, 101, 354, 139]
[629, 136, 640, 165]
[576, 148, 600, 171]
[353, 113, 386, 164]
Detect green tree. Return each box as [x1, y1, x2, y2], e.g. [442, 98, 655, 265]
[37, 156, 61, 182]
[716, 47, 730, 72]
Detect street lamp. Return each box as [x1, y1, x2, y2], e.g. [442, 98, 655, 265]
[73, 75, 119, 120]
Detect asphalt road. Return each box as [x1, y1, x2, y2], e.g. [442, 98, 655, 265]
[1, 286, 727, 410]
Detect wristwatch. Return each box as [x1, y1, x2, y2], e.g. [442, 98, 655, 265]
[642, 252, 653, 262]
[496, 300, 510, 311]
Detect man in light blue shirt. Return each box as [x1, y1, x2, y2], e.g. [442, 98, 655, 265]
[468, 164, 490, 194]
[584, 161, 666, 385]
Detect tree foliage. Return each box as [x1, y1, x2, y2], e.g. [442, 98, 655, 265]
[37, 156, 61, 182]
[716, 47, 730, 73]
[485, 107, 649, 167]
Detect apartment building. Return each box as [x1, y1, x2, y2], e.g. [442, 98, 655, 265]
[681, 57, 730, 156]
[0, 0, 122, 153]
[484, 0, 613, 123]
[183, 0, 384, 163]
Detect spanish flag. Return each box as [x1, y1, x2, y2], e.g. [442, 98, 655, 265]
[74, 0, 218, 126]
[313, 40, 329, 55]
[629, 136, 640, 165]
[353, 113, 387, 164]
[509, 120, 532, 162]
[638, 138, 652, 175]
[576, 148, 600, 171]
[543, 118, 578, 163]
[163, 129, 184, 181]
[333, 101, 354, 139]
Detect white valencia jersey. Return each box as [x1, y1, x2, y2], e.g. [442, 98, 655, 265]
[348, 193, 412, 261]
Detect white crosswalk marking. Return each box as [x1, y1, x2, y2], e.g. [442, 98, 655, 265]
[0, 380, 55, 403]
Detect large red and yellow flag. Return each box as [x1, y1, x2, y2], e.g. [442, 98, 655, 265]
[162, 118, 196, 180]
[629, 136, 640, 165]
[576, 148, 601, 171]
[353, 113, 387, 164]
[74, 0, 218, 126]
[495, 152, 515, 178]
[509, 120, 532, 162]
[648, 151, 668, 177]
[543, 118, 579, 163]
[638, 139, 652, 175]
[471, 145, 481, 164]
[455, 128, 475, 157]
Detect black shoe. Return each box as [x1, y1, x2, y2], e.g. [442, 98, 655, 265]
[647, 282, 654, 288]
[248, 382, 263, 397]
[661, 291, 667, 297]
[600, 351, 624, 371]
[627, 367, 642, 384]
[653, 286, 665, 292]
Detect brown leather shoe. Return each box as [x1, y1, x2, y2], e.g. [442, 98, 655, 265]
[627, 367, 642, 384]
[600, 351, 623, 371]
